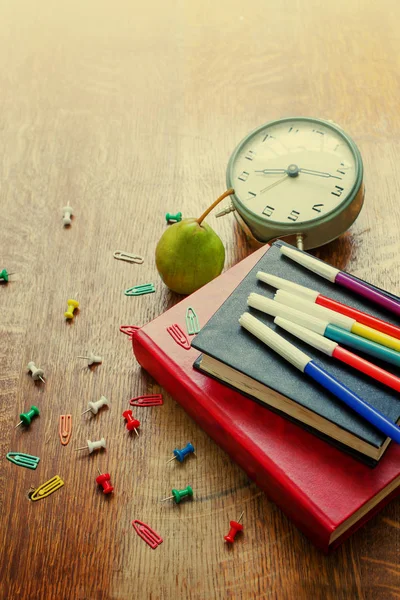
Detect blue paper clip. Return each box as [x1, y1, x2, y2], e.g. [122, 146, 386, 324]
[6, 452, 40, 470]
[124, 283, 155, 297]
[185, 307, 200, 335]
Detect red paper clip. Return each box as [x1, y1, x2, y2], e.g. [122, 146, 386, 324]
[132, 520, 163, 549]
[59, 415, 72, 446]
[166, 324, 191, 350]
[130, 394, 164, 407]
[119, 325, 141, 338]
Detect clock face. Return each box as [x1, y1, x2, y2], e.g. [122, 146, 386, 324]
[229, 119, 360, 226]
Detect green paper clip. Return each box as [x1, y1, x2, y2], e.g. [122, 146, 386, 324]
[29, 475, 64, 501]
[124, 283, 155, 296]
[185, 307, 200, 335]
[6, 452, 40, 470]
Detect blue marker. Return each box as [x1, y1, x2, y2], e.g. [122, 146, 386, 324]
[239, 312, 400, 444]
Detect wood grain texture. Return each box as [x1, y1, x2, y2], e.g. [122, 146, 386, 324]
[0, 0, 399, 598]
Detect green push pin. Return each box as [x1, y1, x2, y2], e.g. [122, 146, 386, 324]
[165, 212, 182, 224]
[0, 269, 14, 283]
[161, 485, 193, 504]
[15, 405, 40, 428]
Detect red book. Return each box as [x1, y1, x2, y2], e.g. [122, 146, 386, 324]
[129, 245, 400, 552]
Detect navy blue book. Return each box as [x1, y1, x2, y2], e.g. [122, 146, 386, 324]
[192, 241, 400, 466]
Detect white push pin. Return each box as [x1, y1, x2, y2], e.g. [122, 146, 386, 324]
[81, 395, 110, 416]
[62, 205, 73, 226]
[77, 352, 102, 366]
[27, 361, 45, 384]
[75, 437, 106, 453]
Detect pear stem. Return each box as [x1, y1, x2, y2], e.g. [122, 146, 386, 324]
[197, 188, 235, 225]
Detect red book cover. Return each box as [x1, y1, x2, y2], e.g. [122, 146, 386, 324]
[129, 245, 400, 552]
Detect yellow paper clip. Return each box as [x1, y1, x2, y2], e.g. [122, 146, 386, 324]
[113, 251, 144, 264]
[29, 475, 64, 501]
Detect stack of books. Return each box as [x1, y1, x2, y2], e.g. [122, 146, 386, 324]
[131, 241, 400, 552]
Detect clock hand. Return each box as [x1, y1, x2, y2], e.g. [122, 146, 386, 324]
[255, 169, 287, 175]
[298, 168, 342, 180]
[260, 174, 288, 194]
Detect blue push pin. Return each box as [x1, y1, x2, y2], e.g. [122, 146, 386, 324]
[166, 442, 195, 464]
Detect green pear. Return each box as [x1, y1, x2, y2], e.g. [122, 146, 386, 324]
[156, 218, 225, 295]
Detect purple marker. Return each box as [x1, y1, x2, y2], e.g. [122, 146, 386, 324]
[280, 245, 400, 317]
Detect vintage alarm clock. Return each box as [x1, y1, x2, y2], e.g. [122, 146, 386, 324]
[218, 117, 364, 250]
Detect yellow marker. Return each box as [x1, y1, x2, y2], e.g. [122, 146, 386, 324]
[64, 299, 79, 320]
[29, 475, 64, 501]
[351, 323, 400, 352]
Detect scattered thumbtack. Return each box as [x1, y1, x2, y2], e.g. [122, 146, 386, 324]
[165, 212, 182, 223]
[0, 269, 14, 283]
[27, 361, 46, 383]
[77, 352, 102, 366]
[161, 485, 193, 504]
[122, 410, 140, 436]
[166, 443, 195, 464]
[75, 438, 107, 453]
[62, 205, 73, 226]
[82, 395, 110, 416]
[96, 469, 114, 494]
[15, 405, 40, 428]
[224, 512, 244, 543]
[65, 299, 79, 320]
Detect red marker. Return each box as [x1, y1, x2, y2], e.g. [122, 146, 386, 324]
[257, 271, 400, 340]
[275, 317, 400, 393]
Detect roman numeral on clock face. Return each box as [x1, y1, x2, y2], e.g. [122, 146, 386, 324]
[331, 185, 344, 197]
[238, 171, 249, 181]
[288, 210, 300, 221]
[312, 204, 324, 213]
[245, 150, 256, 161]
[262, 205, 275, 217]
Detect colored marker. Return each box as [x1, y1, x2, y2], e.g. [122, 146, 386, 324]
[257, 271, 400, 341]
[274, 290, 400, 353]
[247, 293, 400, 368]
[239, 312, 400, 443]
[274, 316, 400, 393]
[280, 245, 400, 317]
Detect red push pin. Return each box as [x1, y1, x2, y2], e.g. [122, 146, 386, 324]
[122, 409, 140, 436]
[224, 511, 244, 544]
[96, 469, 114, 494]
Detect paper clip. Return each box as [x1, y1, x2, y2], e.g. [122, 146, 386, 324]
[166, 324, 191, 350]
[113, 251, 144, 264]
[59, 415, 72, 446]
[124, 283, 155, 297]
[119, 325, 141, 337]
[7, 452, 40, 470]
[130, 394, 164, 407]
[29, 475, 64, 501]
[185, 307, 200, 335]
[132, 520, 163, 549]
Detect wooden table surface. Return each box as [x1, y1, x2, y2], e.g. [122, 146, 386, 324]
[1, 1, 399, 598]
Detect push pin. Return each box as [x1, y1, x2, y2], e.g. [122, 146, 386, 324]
[81, 395, 110, 416]
[224, 512, 244, 543]
[62, 205, 73, 226]
[75, 438, 106, 453]
[96, 469, 114, 494]
[166, 443, 195, 464]
[27, 361, 45, 383]
[122, 410, 140, 436]
[65, 298, 79, 320]
[77, 352, 102, 366]
[165, 212, 182, 223]
[15, 405, 40, 428]
[161, 485, 193, 504]
[0, 269, 14, 283]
